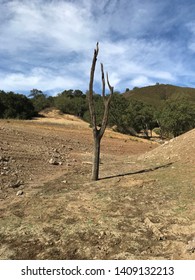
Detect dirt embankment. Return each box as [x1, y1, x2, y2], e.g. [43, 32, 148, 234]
[139, 128, 195, 165]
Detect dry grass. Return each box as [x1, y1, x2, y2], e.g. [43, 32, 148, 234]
[0, 111, 194, 260]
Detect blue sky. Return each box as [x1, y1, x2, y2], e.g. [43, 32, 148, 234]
[1, 0, 195, 95]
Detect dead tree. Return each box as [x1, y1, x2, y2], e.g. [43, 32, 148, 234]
[88, 43, 114, 181]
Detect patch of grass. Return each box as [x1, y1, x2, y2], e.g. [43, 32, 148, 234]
[173, 205, 187, 213]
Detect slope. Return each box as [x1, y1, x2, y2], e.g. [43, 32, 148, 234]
[124, 84, 195, 107]
[0, 118, 194, 260]
[139, 128, 195, 165]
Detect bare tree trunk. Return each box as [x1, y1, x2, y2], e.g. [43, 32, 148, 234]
[88, 43, 114, 181]
[92, 134, 101, 181]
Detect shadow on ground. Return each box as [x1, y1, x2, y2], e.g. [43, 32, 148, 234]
[100, 162, 173, 180]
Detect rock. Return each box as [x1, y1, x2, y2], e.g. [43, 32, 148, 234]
[16, 190, 23, 196]
[186, 238, 195, 253]
[0, 156, 9, 162]
[8, 180, 23, 189]
[82, 161, 93, 165]
[49, 158, 59, 165]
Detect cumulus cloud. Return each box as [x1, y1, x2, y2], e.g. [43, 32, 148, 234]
[0, 67, 87, 94]
[1, 0, 195, 94]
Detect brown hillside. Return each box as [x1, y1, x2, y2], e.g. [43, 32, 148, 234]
[36, 108, 89, 128]
[139, 128, 195, 165]
[0, 117, 194, 260]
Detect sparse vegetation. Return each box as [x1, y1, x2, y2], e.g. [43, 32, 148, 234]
[1, 83, 195, 139]
[0, 115, 194, 260]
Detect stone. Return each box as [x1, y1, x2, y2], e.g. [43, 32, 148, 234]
[16, 190, 23, 196]
[49, 158, 59, 165]
[186, 238, 195, 253]
[82, 161, 92, 165]
[8, 180, 22, 189]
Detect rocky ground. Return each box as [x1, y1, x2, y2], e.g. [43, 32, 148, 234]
[0, 112, 194, 260]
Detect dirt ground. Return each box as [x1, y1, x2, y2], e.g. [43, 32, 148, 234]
[0, 112, 195, 260]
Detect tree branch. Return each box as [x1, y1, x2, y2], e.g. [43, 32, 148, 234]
[99, 72, 114, 139]
[88, 42, 99, 133]
[101, 63, 105, 98]
[106, 72, 114, 98]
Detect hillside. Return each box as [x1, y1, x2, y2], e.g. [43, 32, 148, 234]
[139, 128, 195, 165]
[36, 108, 89, 128]
[0, 114, 194, 260]
[124, 84, 195, 107]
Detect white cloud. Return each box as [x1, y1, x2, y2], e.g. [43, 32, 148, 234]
[0, 67, 86, 93]
[130, 75, 152, 88]
[96, 38, 178, 90]
[1, 0, 195, 94]
[0, 0, 96, 54]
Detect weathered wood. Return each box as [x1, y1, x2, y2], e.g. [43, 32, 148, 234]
[88, 43, 113, 181]
[91, 136, 101, 181]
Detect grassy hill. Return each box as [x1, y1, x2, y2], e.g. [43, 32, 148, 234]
[124, 84, 195, 107]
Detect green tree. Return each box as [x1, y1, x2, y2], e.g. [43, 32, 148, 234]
[54, 89, 87, 117]
[29, 89, 52, 113]
[71, 96, 87, 117]
[54, 94, 74, 114]
[125, 100, 156, 137]
[0, 91, 35, 119]
[108, 92, 128, 132]
[158, 98, 195, 137]
[0, 91, 6, 117]
[83, 93, 104, 125]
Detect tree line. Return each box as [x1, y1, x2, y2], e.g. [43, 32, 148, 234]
[0, 88, 195, 138]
